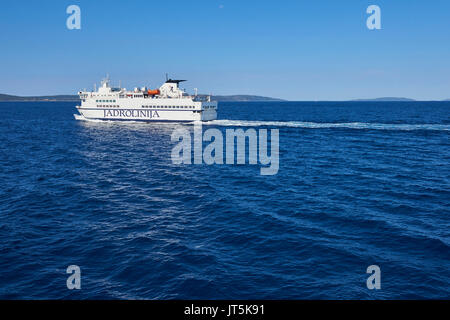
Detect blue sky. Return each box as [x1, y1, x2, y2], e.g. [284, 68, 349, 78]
[1, 0, 449, 100]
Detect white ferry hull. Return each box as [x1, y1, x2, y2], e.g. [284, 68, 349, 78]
[75, 104, 217, 122]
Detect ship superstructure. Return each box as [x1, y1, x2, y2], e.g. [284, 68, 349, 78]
[74, 76, 217, 122]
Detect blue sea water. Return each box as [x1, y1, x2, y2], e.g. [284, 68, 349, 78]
[0, 101, 449, 299]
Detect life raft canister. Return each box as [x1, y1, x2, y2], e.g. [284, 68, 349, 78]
[147, 89, 160, 95]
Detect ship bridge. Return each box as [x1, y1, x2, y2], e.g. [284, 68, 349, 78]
[158, 79, 187, 98]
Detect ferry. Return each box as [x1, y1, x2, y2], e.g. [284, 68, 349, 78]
[74, 76, 217, 122]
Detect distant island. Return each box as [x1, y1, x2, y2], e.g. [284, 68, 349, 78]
[0, 94, 80, 101]
[0, 93, 283, 102]
[351, 97, 416, 102]
[1, 93, 449, 102]
[211, 95, 284, 102]
[351, 97, 450, 102]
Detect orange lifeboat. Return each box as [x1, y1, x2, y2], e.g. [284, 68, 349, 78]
[147, 89, 160, 95]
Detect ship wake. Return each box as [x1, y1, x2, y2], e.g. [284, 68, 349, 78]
[202, 120, 450, 131]
[74, 116, 450, 131]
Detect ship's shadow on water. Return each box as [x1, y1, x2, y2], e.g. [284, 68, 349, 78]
[0, 101, 449, 299]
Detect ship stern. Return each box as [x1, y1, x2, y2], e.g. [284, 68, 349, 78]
[201, 102, 218, 121]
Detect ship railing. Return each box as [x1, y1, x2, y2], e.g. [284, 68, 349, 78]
[192, 95, 211, 102]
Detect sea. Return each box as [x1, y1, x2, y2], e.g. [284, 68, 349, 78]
[0, 101, 449, 299]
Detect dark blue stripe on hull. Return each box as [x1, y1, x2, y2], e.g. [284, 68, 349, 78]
[81, 117, 209, 123]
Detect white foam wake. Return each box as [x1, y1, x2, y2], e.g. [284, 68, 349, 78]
[202, 120, 450, 131]
[74, 116, 450, 131]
